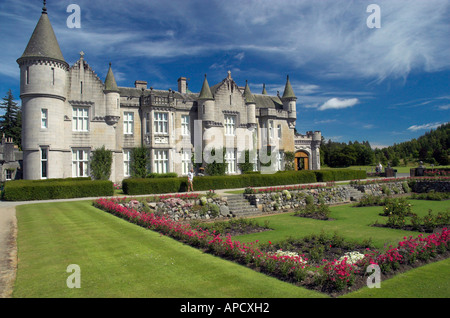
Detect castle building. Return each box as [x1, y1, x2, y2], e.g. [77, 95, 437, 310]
[17, 4, 320, 182]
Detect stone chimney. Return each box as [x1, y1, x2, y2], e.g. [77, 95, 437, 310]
[134, 80, 147, 90]
[177, 77, 187, 94]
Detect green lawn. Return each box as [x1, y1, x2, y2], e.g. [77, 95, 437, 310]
[323, 165, 450, 174]
[232, 199, 450, 248]
[13, 200, 324, 298]
[13, 198, 450, 298]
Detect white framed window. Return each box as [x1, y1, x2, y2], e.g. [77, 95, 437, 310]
[123, 149, 131, 177]
[154, 149, 168, 174]
[26, 66, 30, 85]
[225, 149, 236, 174]
[145, 113, 150, 134]
[72, 107, 89, 131]
[41, 147, 48, 179]
[181, 115, 190, 136]
[253, 152, 259, 172]
[41, 109, 48, 129]
[154, 112, 168, 134]
[268, 120, 274, 140]
[124, 112, 134, 135]
[181, 149, 191, 175]
[224, 115, 236, 136]
[5, 169, 13, 181]
[72, 149, 90, 177]
[277, 124, 282, 139]
[276, 151, 284, 171]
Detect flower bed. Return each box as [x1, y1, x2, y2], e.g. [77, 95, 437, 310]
[93, 197, 450, 296]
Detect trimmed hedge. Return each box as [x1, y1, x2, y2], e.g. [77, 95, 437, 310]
[122, 169, 367, 195]
[314, 169, 367, 182]
[123, 170, 320, 195]
[2, 179, 114, 201]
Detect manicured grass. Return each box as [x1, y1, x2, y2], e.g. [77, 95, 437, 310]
[341, 258, 450, 298]
[13, 201, 324, 298]
[232, 199, 450, 248]
[322, 165, 450, 174]
[13, 197, 449, 298]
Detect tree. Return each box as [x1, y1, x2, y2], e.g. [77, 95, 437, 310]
[283, 151, 295, 171]
[90, 146, 113, 180]
[238, 150, 255, 173]
[0, 89, 22, 149]
[205, 148, 226, 176]
[131, 146, 150, 178]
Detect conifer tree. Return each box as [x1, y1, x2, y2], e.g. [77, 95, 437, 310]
[0, 89, 22, 149]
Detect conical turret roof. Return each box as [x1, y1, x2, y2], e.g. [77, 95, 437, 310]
[243, 80, 255, 104]
[104, 63, 120, 92]
[198, 74, 214, 100]
[282, 75, 296, 100]
[17, 6, 66, 65]
[262, 83, 268, 95]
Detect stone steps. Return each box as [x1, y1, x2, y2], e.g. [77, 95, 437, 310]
[348, 187, 364, 201]
[225, 194, 261, 218]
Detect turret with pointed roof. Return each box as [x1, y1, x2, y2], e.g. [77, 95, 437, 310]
[198, 74, 214, 100]
[281, 75, 296, 100]
[243, 80, 255, 104]
[244, 81, 257, 126]
[17, 1, 68, 68]
[17, 1, 68, 180]
[280, 75, 297, 122]
[104, 63, 120, 93]
[262, 83, 268, 95]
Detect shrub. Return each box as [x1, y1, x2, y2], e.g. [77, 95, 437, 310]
[314, 169, 366, 182]
[130, 146, 150, 178]
[381, 197, 412, 217]
[122, 177, 184, 195]
[90, 146, 113, 180]
[146, 172, 178, 178]
[3, 179, 113, 201]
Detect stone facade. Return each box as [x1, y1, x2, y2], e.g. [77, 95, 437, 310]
[17, 6, 321, 182]
[0, 136, 23, 182]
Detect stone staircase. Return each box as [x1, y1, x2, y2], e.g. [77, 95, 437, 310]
[225, 194, 262, 218]
[348, 186, 364, 202]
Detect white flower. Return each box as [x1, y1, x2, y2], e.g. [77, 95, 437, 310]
[338, 251, 365, 264]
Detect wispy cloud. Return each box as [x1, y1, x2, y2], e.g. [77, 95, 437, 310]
[318, 98, 359, 111]
[407, 122, 446, 131]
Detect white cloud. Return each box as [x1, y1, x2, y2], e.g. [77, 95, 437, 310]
[438, 104, 450, 110]
[318, 98, 359, 111]
[407, 122, 445, 131]
[315, 119, 337, 124]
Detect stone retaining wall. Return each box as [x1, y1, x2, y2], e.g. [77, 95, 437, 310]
[124, 195, 230, 222]
[411, 181, 450, 193]
[244, 185, 358, 213]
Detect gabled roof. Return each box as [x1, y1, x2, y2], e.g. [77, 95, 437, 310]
[253, 94, 283, 109]
[104, 63, 120, 93]
[17, 8, 66, 65]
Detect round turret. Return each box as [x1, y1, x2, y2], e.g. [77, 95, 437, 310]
[104, 63, 121, 125]
[17, 4, 68, 179]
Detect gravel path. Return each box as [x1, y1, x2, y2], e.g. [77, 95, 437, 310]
[0, 202, 18, 298]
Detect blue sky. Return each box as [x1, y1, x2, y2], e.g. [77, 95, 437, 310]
[0, 0, 449, 148]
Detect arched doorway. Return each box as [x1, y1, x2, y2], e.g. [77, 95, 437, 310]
[295, 151, 309, 171]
